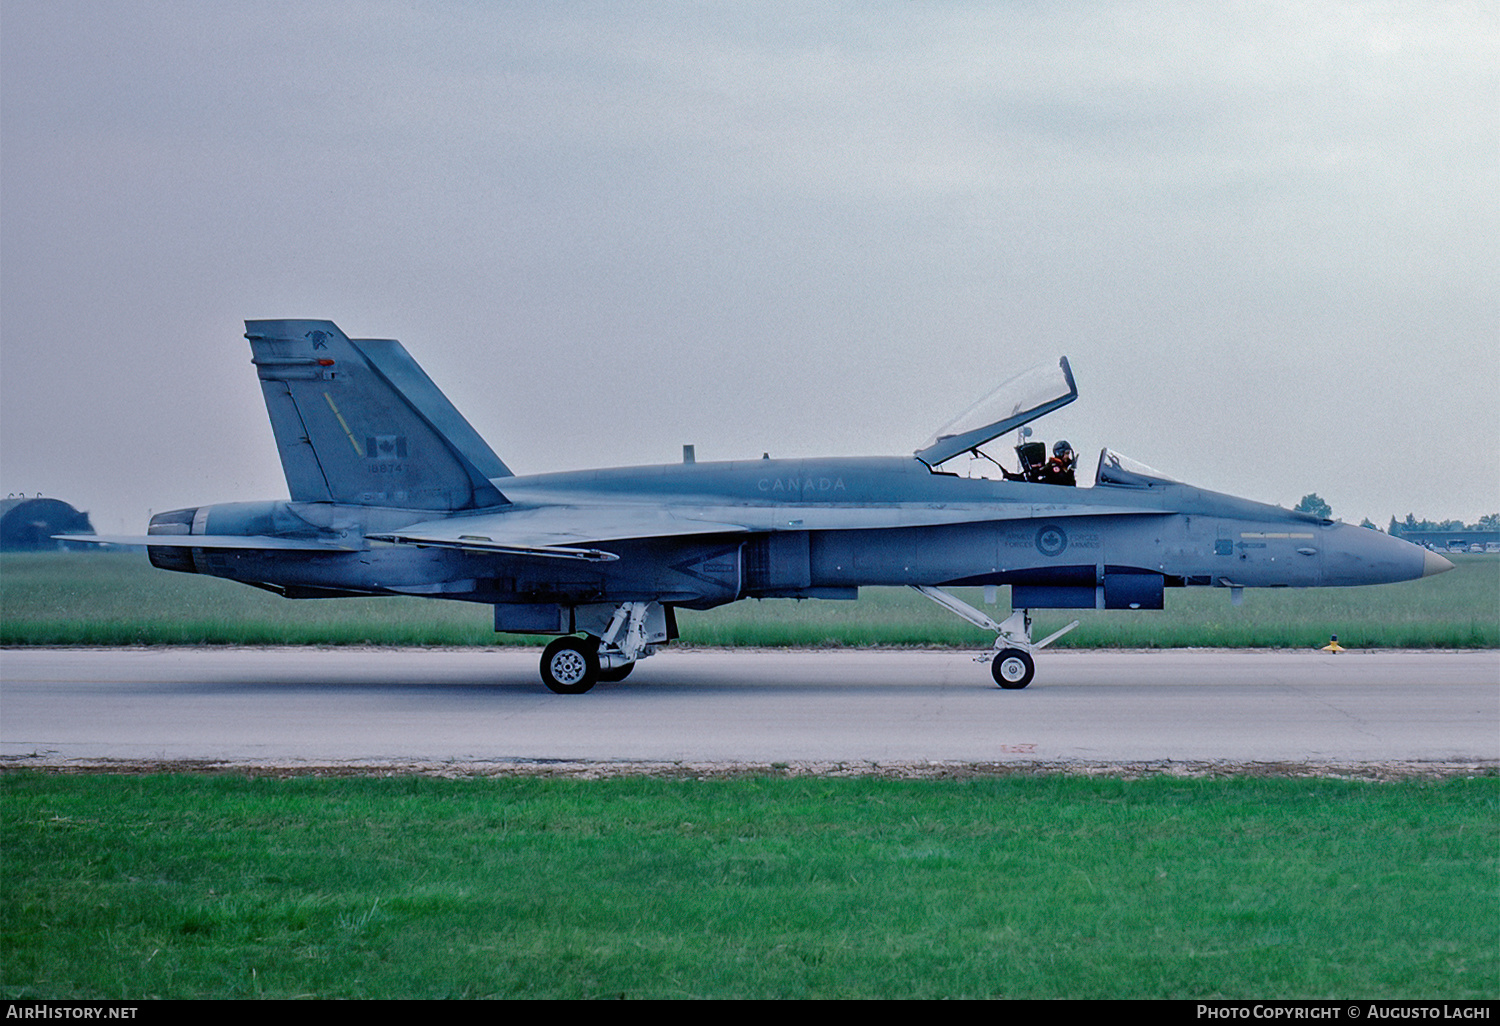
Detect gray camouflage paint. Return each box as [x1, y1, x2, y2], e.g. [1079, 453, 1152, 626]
[125, 321, 1443, 628]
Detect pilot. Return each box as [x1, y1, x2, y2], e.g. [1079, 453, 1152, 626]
[1043, 440, 1077, 486]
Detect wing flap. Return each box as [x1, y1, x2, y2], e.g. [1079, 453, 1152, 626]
[369, 534, 621, 562]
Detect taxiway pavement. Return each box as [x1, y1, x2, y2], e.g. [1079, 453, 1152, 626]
[1, 647, 1495, 771]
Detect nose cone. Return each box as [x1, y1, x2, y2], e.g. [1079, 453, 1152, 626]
[1321, 523, 1446, 586]
[1423, 549, 1456, 577]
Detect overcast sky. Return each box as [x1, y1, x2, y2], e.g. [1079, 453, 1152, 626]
[2, 0, 1496, 534]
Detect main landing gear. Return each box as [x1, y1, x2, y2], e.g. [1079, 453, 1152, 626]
[539, 601, 662, 694]
[540, 636, 600, 694]
[912, 586, 1079, 689]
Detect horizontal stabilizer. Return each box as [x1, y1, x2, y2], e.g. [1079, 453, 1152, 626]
[55, 534, 361, 551]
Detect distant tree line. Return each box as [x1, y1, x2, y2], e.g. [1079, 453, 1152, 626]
[1292, 494, 1498, 534]
[1386, 512, 1500, 535]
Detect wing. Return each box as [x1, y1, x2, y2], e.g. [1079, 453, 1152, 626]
[368, 507, 753, 562]
[369, 499, 1172, 562]
[63, 494, 1171, 563]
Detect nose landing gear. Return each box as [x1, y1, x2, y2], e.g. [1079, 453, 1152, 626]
[991, 647, 1035, 689]
[912, 587, 1079, 689]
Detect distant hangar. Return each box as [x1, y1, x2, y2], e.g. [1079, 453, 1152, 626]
[0, 496, 96, 551]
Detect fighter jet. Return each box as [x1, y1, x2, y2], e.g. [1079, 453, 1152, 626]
[68, 319, 1454, 693]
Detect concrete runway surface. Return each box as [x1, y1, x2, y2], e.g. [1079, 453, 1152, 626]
[1, 647, 1495, 772]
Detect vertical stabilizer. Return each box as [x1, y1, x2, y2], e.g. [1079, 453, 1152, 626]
[245, 319, 507, 510]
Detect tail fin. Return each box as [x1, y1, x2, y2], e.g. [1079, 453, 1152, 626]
[245, 319, 509, 510]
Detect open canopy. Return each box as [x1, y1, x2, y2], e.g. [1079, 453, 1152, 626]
[915, 357, 1077, 468]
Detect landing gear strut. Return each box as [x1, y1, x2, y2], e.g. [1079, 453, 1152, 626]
[597, 662, 635, 683]
[912, 587, 1078, 689]
[538, 601, 664, 694]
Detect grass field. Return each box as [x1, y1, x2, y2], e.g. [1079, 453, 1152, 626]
[2, 772, 1495, 999]
[2, 550, 1496, 648]
[4, 554, 1495, 999]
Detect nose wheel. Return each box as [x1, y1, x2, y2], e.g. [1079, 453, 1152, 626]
[991, 648, 1035, 689]
[911, 587, 1078, 689]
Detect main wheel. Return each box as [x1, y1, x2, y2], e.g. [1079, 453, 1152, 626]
[991, 648, 1035, 689]
[541, 636, 599, 694]
[597, 661, 635, 683]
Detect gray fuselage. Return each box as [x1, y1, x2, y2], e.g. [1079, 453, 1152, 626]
[153, 454, 1436, 617]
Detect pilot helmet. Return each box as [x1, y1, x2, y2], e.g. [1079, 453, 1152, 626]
[1053, 440, 1073, 458]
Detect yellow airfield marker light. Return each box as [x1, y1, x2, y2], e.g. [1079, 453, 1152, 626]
[1321, 634, 1345, 653]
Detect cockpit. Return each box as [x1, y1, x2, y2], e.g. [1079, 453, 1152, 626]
[915, 357, 1176, 490]
[1008, 438, 1077, 486]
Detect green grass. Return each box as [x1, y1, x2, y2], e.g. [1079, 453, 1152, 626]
[2, 772, 1495, 999]
[2, 550, 1496, 648]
